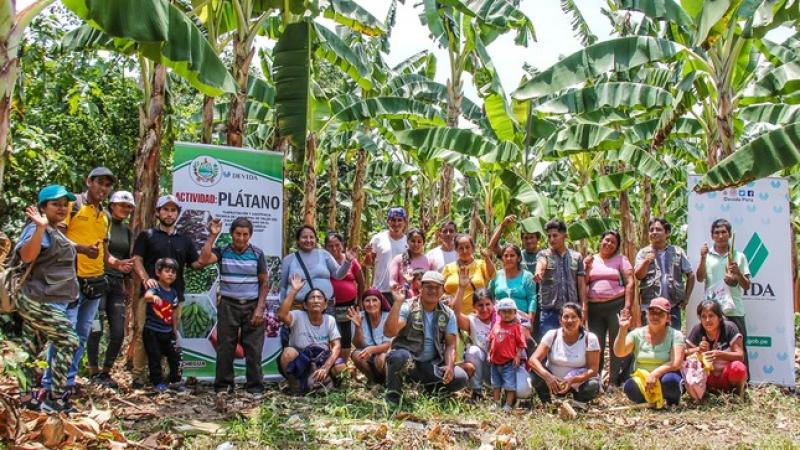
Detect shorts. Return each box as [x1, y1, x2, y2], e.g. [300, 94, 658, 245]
[490, 361, 516, 391]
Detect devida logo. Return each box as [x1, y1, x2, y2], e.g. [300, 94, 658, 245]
[743, 232, 774, 298]
[190, 156, 221, 187]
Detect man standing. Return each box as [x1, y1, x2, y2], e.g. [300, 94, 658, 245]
[364, 207, 408, 301]
[634, 217, 695, 329]
[696, 218, 751, 374]
[488, 215, 541, 273]
[383, 271, 468, 405]
[201, 217, 269, 394]
[426, 221, 457, 272]
[130, 195, 217, 387]
[42, 167, 126, 396]
[534, 219, 586, 340]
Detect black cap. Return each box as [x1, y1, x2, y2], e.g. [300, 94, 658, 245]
[88, 166, 116, 182]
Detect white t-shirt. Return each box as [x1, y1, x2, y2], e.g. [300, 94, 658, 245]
[359, 311, 390, 347]
[288, 310, 341, 350]
[467, 315, 493, 351]
[427, 246, 458, 272]
[369, 230, 407, 291]
[541, 328, 600, 378]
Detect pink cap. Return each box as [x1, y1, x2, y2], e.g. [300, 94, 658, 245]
[649, 297, 671, 313]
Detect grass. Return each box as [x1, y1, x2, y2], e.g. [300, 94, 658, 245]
[174, 380, 800, 449]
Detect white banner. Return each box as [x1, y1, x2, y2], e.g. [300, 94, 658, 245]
[687, 175, 795, 386]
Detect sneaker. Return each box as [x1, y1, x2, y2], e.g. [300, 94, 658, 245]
[41, 393, 75, 413]
[245, 385, 265, 395]
[153, 383, 168, 394]
[94, 372, 119, 389]
[214, 384, 235, 394]
[131, 379, 146, 390]
[502, 404, 513, 413]
[168, 382, 187, 393]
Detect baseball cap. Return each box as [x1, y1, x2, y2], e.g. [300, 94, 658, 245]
[109, 191, 136, 206]
[37, 185, 76, 205]
[649, 297, 671, 313]
[496, 298, 517, 311]
[420, 270, 444, 285]
[88, 166, 116, 182]
[156, 194, 181, 210]
[387, 207, 406, 219]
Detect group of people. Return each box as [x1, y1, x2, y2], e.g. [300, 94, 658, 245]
[14, 173, 750, 413]
[274, 208, 751, 409]
[14, 169, 271, 412]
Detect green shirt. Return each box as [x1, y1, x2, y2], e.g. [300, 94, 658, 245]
[703, 248, 751, 317]
[630, 326, 684, 372]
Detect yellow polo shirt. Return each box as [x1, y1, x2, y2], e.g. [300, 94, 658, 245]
[64, 198, 109, 278]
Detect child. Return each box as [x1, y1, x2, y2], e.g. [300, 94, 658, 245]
[143, 257, 182, 393]
[488, 299, 526, 412]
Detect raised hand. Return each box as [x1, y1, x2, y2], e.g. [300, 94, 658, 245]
[480, 247, 492, 261]
[458, 265, 471, 288]
[390, 283, 406, 303]
[347, 306, 362, 327]
[289, 273, 305, 292]
[700, 242, 709, 258]
[617, 308, 632, 329]
[208, 217, 223, 235]
[345, 248, 357, 262]
[502, 215, 517, 227]
[25, 206, 48, 227]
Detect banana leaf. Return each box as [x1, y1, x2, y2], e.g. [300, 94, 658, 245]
[740, 103, 800, 124]
[324, 0, 387, 36]
[314, 23, 373, 91]
[333, 97, 446, 126]
[568, 218, 616, 240]
[273, 21, 311, 153]
[535, 82, 673, 115]
[395, 127, 518, 161]
[613, 0, 692, 28]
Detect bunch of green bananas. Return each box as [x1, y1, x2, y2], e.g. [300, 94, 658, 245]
[184, 266, 217, 293]
[181, 302, 212, 338]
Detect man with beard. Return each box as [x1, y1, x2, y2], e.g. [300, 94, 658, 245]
[129, 195, 218, 388]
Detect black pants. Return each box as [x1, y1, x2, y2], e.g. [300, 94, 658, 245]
[587, 297, 625, 386]
[334, 299, 356, 350]
[86, 276, 126, 370]
[142, 328, 181, 385]
[727, 315, 750, 380]
[530, 369, 601, 403]
[214, 298, 265, 390]
[385, 349, 468, 396]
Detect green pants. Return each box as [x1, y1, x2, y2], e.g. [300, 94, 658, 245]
[16, 293, 79, 396]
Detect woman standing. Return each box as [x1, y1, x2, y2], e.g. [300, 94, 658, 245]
[389, 229, 433, 298]
[15, 185, 81, 412]
[325, 231, 365, 360]
[87, 191, 136, 389]
[685, 300, 747, 396]
[278, 225, 353, 306]
[528, 303, 601, 403]
[584, 231, 634, 386]
[488, 244, 537, 321]
[442, 234, 495, 314]
[614, 298, 685, 406]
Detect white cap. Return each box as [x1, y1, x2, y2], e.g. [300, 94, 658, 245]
[496, 299, 517, 311]
[109, 191, 135, 206]
[156, 194, 181, 210]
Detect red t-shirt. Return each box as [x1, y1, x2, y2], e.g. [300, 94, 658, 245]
[331, 258, 362, 304]
[488, 320, 526, 365]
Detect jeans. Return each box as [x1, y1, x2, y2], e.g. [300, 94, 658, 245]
[142, 328, 181, 385]
[530, 369, 601, 403]
[214, 298, 265, 390]
[385, 349, 468, 398]
[587, 297, 625, 385]
[42, 291, 101, 390]
[623, 371, 682, 405]
[86, 276, 127, 370]
[490, 361, 516, 390]
[537, 309, 561, 341]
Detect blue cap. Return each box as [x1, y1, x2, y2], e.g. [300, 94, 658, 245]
[387, 207, 406, 219]
[37, 185, 76, 205]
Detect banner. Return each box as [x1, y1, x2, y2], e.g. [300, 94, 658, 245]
[172, 142, 283, 380]
[687, 175, 795, 386]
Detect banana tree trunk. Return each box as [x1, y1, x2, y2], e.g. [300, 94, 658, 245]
[348, 147, 368, 249]
[619, 189, 639, 321]
[710, 85, 734, 167]
[201, 95, 215, 144]
[0, 71, 13, 197]
[438, 78, 462, 221]
[404, 176, 412, 221]
[327, 152, 338, 232]
[226, 37, 254, 147]
[302, 133, 317, 228]
[132, 63, 167, 235]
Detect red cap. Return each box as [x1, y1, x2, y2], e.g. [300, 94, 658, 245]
[649, 297, 671, 313]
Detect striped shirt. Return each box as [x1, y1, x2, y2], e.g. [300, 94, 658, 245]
[213, 244, 267, 300]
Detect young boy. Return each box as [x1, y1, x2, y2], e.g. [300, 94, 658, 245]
[143, 257, 182, 393]
[488, 299, 526, 412]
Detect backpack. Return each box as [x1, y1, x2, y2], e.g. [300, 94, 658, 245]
[0, 232, 34, 313]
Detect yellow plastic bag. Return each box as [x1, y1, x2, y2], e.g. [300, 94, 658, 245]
[630, 369, 664, 409]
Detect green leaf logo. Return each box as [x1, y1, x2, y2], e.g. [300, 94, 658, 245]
[743, 233, 769, 277]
